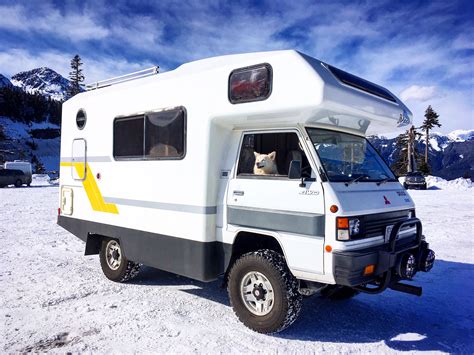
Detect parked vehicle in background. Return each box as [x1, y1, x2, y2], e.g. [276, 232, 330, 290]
[404, 171, 427, 190]
[0, 169, 28, 187]
[3, 161, 32, 186]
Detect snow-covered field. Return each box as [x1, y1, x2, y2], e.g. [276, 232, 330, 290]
[1, 183, 473, 353]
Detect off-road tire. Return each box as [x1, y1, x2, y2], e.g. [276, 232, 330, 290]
[99, 238, 140, 282]
[321, 285, 360, 300]
[15, 179, 22, 187]
[227, 249, 302, 334]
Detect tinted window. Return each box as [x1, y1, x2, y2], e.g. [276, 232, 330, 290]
[145, 109, 185, 159]
[113, 108, 186, 160]
[229, 64, 272, 104]
[113, 115, 144, 158]
[326, 64, 396, 102]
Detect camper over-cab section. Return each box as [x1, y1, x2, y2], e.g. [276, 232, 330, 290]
[58, 50, 434, 334]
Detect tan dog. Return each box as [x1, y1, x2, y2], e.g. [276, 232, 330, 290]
[253, 151, 278, 175]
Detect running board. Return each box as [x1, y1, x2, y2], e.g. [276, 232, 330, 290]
[389, 282, 422, 296]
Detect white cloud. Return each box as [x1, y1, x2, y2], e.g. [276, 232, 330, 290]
[400, 85, 440, 102]
[0, 4, 109, 41]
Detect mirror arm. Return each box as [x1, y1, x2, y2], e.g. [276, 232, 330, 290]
[299, 176, 306, 188]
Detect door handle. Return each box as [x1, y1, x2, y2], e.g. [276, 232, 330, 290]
[233, 190, 245, 196]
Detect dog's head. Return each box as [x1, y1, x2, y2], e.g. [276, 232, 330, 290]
[254, 151, 276, 171]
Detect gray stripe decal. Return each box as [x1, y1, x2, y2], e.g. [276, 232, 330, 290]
[227, 206, 325, 236]
[61, 156, 112, 162]
[103, 197, 217, 215]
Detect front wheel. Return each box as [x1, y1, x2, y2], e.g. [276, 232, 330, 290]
[99, 238, 140, 282]
[227, 250, 302, 334]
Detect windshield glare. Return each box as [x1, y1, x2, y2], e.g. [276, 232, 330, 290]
[306, 128, 396, 182]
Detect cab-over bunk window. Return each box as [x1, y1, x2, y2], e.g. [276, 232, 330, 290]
[113, 107, 186, 160]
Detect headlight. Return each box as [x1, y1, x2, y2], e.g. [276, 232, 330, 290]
[337, 217, 361, 241]
[349, 218, 360, 235]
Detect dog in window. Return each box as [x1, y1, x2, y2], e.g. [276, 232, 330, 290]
[253, 151, 278, 175]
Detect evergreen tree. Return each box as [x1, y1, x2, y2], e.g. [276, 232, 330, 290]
[391, 126, 422, 176]
[31, 155, 45, 174]
[67, 54, 85, 98]
[421, 105, 441, 166]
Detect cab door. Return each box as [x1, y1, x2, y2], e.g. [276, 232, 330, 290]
[226, 130, 325, 275]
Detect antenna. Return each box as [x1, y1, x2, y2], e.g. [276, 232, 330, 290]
[85, 66, 159, 91]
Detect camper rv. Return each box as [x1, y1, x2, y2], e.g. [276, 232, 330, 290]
[58, 50, 435, 333]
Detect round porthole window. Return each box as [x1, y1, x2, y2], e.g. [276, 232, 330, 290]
[76, 109, 87, 130]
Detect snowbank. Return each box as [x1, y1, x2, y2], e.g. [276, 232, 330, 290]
[425, 176, 472, 190]
[31, 174, 58, 186]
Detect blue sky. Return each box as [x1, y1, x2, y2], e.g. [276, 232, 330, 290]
[0, 0, 472, 132]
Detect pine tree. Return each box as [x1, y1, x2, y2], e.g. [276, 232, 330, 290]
[67, 54, 85, 98]
[391, 126, 422, 176]
[421, 105, 441, 166]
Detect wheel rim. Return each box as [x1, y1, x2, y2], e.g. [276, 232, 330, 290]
[105, 240, 122, 270]
[240, 271, 275, 316]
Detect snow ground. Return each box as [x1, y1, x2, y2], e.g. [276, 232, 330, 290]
[0, 185, 473, 353]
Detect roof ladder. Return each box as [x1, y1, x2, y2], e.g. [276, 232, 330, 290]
[85, 66, 159, 91]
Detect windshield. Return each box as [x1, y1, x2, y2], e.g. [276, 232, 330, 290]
[306, 128, 396, 182]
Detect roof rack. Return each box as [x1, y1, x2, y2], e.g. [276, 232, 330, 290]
[85, 66, 159, 91]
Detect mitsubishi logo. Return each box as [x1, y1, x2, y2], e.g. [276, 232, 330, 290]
[384, 195, 391, 205]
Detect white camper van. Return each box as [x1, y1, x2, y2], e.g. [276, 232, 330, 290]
[58, 50, 435, 333]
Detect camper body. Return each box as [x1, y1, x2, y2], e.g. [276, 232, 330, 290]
[4, 161, 32, 186]
[58, 50, 435, 333]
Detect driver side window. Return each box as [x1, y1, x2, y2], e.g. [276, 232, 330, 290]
[237, 132, 311, 178]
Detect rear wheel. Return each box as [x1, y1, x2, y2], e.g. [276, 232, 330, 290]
[99, 238, 140, 282]
[227, 249, 302, 334]
[15, 179, 22, 187]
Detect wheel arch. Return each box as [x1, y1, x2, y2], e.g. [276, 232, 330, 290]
[224, 230, 287, 284]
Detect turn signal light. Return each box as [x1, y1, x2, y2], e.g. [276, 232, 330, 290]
[364, 264, 375, 275]
[330, 205, 339, 213]
[337, 217, 349, 229]
[325, 245, 332, 253]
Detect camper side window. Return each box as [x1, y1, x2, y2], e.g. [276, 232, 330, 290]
[113, 107, 186, 160]
[237, 132, 311, 179]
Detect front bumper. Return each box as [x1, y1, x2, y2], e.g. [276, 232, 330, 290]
[332, 218, 433, 287]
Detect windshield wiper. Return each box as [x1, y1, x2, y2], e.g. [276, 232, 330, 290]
[344, 175, 369, 186]
[376, 178, 390, 186]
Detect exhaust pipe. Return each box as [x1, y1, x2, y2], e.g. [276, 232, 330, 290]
[389, 282, 422, 296]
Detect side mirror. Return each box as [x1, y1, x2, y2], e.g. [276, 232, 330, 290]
[288, 160, 302, 179]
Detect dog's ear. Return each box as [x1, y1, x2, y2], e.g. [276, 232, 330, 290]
[268, 151, 276, 160]
[254, 151, 260, 157]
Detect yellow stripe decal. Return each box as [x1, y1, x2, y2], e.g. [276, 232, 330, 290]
[60, 162, 118, 214]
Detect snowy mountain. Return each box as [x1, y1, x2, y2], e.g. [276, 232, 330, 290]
[0, 73, 12, 88]
[369, 129, 474, 180]
[11, 67, 71, 101]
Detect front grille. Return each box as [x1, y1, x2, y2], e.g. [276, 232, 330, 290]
[352, 210, 413, 240]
